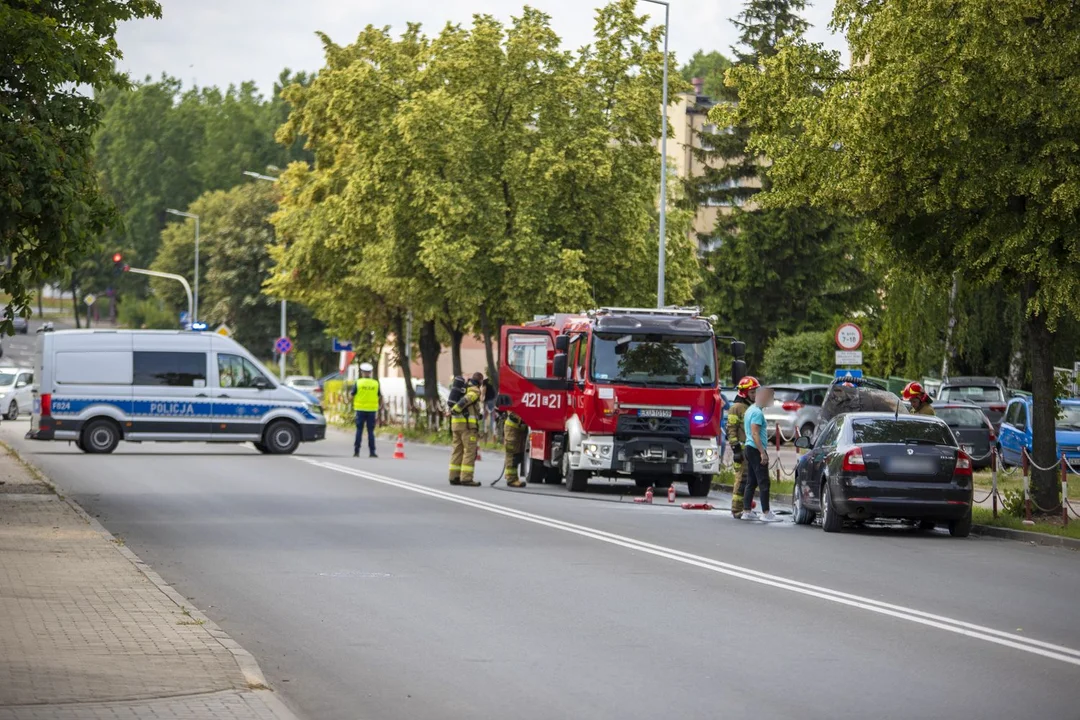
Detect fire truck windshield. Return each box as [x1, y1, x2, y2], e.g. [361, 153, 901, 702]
[590, 333, 716, 387]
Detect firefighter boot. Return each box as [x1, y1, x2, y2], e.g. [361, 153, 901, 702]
[730, 462, 747, 517]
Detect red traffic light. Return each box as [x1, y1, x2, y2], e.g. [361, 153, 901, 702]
[112, 252, 123, 263]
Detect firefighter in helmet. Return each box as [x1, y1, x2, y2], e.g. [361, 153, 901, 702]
[448, 372, 484, 486]
[902, 381, 935, 416]
[728, 375, 760, 517]
[503, 411, 527, 488]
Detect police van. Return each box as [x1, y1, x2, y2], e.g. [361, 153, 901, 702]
[27, 330, 326, 454]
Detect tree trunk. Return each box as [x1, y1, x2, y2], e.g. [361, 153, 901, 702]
[70, 282, 81, 329]
[479, 305, 498, 388]
[1026, 307, 1059, 512]
[940, 272, 959, 379]
[392, 312, 416, 410]
[36, 285, 43, 318]
[441, 320, 464, 377]
[418, 319, 441, 407]
[305, 351, 314, 378]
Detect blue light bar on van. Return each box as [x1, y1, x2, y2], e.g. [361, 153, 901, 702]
[190, 322, 208, 331]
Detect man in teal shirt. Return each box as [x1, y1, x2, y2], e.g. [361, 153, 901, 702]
[742, 386, 779, 522]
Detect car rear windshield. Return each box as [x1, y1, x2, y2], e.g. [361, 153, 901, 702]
[936, 407, 988, 428]
[771, 388, 802, 402]
[938, 385, 1004, 403]
[852, 418, 954, 446]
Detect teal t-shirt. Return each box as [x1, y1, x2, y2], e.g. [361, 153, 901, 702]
[744, 404, 766, 450]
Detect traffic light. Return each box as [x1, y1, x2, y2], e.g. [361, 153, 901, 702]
[112, 252, 128, 274]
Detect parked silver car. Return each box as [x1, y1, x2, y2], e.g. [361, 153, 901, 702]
[763, 384, 830, 443]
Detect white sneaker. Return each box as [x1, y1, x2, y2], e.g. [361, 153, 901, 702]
[759, 511, 781, 523]
[740, 511, 757, 520]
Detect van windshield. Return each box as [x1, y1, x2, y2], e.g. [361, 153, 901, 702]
[590, 333, 716, 387]
[0, 373, 15, 386]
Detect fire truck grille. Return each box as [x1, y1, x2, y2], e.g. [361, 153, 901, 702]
[616, 415, 689, 440]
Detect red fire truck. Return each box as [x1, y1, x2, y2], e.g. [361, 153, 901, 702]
[497, 307, 746, 496]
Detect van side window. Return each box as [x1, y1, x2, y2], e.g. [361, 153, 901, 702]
[133, 352, 207, 387]
[218, 354, 268, 389]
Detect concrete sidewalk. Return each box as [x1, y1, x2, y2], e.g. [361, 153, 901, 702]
[0, 447, 300, 720]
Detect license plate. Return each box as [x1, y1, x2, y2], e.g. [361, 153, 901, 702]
[962, 444, 974, 454]
[883, 456, 938, 475]
[638, 409, 672, 418]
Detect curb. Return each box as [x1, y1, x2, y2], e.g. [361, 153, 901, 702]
[1, 442, 302, 719]
[971, 524, 1080, 550]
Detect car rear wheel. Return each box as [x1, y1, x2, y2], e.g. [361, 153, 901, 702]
[5, 401, 17, 420]
[792, 481, 816, 525]
[81, 418, 120, 454]
[821, 480, 843, 533]
[686, 474, 712, 498]
[949, 509, 972, 538]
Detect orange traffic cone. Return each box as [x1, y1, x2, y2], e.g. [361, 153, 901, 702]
[393, 434, 406, 460]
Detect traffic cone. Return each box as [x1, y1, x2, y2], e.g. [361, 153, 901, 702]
[393, 434, 406, 460]
[667, 485, 676, 503]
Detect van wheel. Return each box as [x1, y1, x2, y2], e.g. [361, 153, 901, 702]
[264, 420, 300, 455]
[5, 401, 17, 420]
[253, 442, 271, 454]
[82, 419, 120, 454]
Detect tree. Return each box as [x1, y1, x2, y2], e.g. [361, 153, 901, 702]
[679, 50, 731, 98]
[760, 331, 833, 381]
[0, 0, 161, 332]
[723, 0, 1080, 509]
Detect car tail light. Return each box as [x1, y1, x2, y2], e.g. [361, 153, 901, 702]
[40, 393, 52, 417]
[842, 447, 865, 472]
[782, 401, 803, 411]
[955, 450, 973, 476]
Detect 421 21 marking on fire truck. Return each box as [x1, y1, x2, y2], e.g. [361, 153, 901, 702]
[520, 392, 563, 409]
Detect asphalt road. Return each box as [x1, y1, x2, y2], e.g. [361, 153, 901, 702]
[4, 418, 1080, 720]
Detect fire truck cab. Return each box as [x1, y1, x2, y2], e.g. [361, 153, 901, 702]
[497, 307, 745, 497]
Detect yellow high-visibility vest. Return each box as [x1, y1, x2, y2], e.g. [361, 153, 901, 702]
[353, 378, 380, 412]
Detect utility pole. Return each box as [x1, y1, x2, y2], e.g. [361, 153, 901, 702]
[640, 0, 671, 308]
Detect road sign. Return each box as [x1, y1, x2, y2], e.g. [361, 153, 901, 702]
[215, 324, 232, 338]
[83, 293, 97, 306]
[332, 338, 354, 353]
[835, 323, 863, 351]
[835, 350, 863, 366]
[835, 369, 864, 380]
[180, 311, 190, 325]
[274, 336, 293, 355]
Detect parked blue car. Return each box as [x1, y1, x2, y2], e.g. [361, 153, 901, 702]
[997, 396, 1080, 470]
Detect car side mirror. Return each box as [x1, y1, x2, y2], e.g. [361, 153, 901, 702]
[552, 353, 568, 379]
[795, 436, 812, 449]
[554, 334, 570, 353]
[252, 376, 272, 390]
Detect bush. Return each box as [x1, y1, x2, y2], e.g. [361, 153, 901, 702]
[761, 331, 834, 381]
[117, 298, 177, 330]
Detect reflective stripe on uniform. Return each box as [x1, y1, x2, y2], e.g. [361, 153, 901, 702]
[449, 464, 461, 471]
[461, 465, 474, 472]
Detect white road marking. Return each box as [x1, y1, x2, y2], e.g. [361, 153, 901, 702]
[298, 457, 1080, 668]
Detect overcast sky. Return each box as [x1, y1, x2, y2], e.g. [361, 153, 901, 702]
[114, 0, 844, 97]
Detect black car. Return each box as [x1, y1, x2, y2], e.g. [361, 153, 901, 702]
[937, 376, 1008, 429]
[792, 412, 973, 537]
[935, 402, 996, 470]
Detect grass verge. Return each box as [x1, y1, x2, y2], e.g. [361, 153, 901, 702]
[972, 507, 1080, 540]
[375, 424, 502, 451]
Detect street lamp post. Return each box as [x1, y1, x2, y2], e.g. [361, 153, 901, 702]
[165, 209, 200, 322]
[243, 170, 287, 381]
[640, 0, 670, 308]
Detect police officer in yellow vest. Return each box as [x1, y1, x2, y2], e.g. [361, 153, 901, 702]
[503, 411, 527, 488]
[449, 372, 483, 487]
[351, 362, 381, 458]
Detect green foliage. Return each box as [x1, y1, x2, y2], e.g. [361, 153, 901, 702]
[700, 209, 875, 366]
[760, 331, 833, 381]
[0, 0, 161, 332]
[117, 297, 176, 330]
[721, 0, 1080, 506]
[679, 50, 731, 98]
[269, 1, 696, 349]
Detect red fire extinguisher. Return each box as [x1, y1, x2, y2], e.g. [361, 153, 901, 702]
[667, 485, 676, 503]
[644, 487, 654, 504]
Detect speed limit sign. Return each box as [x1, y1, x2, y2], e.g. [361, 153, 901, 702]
[835, 323, 863, 351]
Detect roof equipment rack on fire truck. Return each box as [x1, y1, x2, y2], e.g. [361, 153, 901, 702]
[525, 307, 716, 328]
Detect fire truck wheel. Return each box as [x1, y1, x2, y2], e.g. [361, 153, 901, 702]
[686, 474, 712, 498]
[543, 467, 562, 484]
[524, 452, 546, 485]
[566, 469, 590, 492]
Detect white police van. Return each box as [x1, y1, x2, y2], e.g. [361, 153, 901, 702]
[27, 330, 326, 454]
